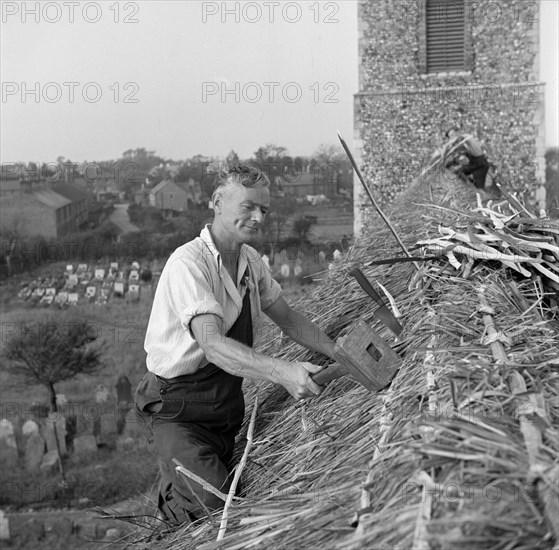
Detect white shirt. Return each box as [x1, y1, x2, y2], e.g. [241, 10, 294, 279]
[144, 225, 282, 377]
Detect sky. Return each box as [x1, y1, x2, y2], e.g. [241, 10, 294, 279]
[0, 0, 557, 165]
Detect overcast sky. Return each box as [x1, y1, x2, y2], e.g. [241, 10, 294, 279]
[1, 0, 557, 164]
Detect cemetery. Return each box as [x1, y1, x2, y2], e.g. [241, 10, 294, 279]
[0, 374, 153, 548]
[15, 260, 156, 307]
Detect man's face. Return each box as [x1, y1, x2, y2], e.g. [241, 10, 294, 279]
[214, 181, 270, 244]
[447, 129, 458, 140]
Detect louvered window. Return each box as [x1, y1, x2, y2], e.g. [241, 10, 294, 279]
[425, 0, 467, 73]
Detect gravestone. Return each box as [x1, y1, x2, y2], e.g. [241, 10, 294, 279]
[40, 418, 56, 452]
[101, 413, 117, 434]
[0, 419, 17, 467]
[123, 408, 141, 437]
[0, 419, 16, 448]
[116, 435, 135, 451]
[273, 252, 282, 267]
[117, 406, 129, 435]
[0, 510, 9, 541]
[76, 406, 97, 435]
[55, 291, 68, 305]
[22, 420, 39, 437]
[25, 433, 46, 473]
[294, 261, 303, 277]
[116, 375, 132, 404]
[65, 415, 77, 453]
[94, 385, 110, 403]
[95, 413, 118, 446]
[280, 264, 290, 278]
[318, 251, 326, 263]
[116, 376, 132, 434]
[73, 435, 97, 455]
[39, 450, 60, 474]
[333, 249, 342, 261]
[40, 413, 67, 456]
[0, 442, 17, 468]
[56, 394, 67, 408]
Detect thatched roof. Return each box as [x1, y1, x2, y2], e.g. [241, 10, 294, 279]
[143, 172, 558, 550]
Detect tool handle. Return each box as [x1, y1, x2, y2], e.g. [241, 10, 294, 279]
[312, 362, 347, 386]
[349, 267, 385, 309]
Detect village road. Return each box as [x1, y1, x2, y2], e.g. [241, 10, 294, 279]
[109, 204, 140, 233]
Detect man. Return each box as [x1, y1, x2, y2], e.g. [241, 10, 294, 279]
[445, 127, 491, 189]
[135, 163, 335, 524]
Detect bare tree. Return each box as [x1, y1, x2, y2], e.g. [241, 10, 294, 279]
[2, 316, 102, 412]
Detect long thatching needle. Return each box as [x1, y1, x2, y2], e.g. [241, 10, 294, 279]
[337, 131, 420, 271]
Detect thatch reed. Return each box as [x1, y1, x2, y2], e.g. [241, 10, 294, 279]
[139, 172, 558, 550]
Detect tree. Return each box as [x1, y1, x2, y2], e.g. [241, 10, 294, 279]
[178, 155, 216, 199]
[292, 215, 316, 242]
[226, 150, 240, 164]
[261, 195, 296, 255]
[254, 144, 287, 164]
[2, 316, 102, 412]
[312, 144, 345, 165]
[251, 144, 291, 191]
[311, 144, 353, 194]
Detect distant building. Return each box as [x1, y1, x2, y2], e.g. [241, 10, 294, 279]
[0, 181, 90, 238]
[93, 178, 124, 202]
[0, 179, 21, 197]
[149, 178, 202, 213]
[133, 187, 150, 206]
[275, 172, 338, 198]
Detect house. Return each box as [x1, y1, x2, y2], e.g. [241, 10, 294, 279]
[0, 180, 90, 238]
[354, 0, 545, 234]
[133, 186, 150, 206]
[93, 178, 124, 202]
[0, 179, 22, 197]
[275, 172, 338, 198]
[148, 178, 202, 213]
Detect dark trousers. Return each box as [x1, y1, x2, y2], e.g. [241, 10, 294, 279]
[135, 289, 253, 523]
[463, 152, 490, 189]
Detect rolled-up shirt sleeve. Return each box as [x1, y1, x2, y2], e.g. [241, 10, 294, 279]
[258, 259, 282, 310]
[164, 256, 224, 332]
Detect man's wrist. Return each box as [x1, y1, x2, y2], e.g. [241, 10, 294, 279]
[269, 358, 287, 384]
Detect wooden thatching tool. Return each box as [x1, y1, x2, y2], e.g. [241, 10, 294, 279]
[312, 318, 402, 392]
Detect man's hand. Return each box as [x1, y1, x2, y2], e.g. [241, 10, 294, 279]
[274, 361, 324, 401]
[190, 313, 326, 396]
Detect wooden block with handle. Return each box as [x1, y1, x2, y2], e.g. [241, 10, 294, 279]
[312, 318, 401, 392]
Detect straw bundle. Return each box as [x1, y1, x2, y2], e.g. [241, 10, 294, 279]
[142, 171, 558, 550]
[415, 190, 559, 296]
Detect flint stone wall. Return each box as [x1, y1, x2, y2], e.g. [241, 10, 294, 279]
[354, 0, 545, 234]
